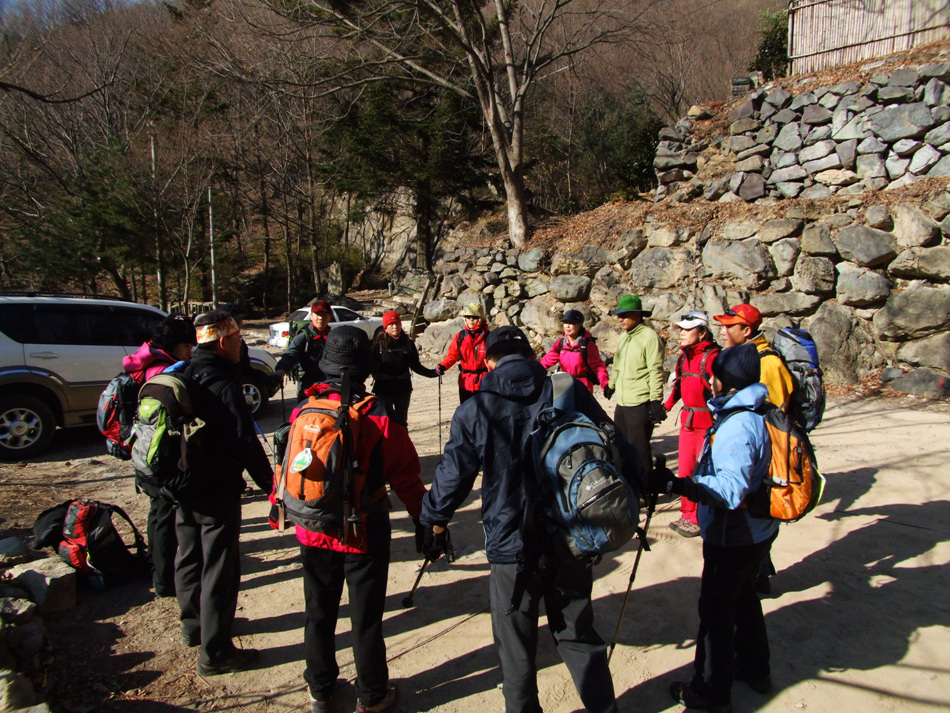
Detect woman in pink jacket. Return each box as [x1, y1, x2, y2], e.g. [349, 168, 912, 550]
[539, 310, 609, 393]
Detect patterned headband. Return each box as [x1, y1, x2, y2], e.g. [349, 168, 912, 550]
[196, 316, 240, 344]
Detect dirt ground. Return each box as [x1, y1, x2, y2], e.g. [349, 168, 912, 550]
[2, 329, 949, 713]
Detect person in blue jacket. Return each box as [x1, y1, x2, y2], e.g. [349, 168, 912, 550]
[420, 326, 639, 713]
[650, 343, 779, 713]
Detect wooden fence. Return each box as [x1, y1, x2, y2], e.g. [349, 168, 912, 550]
[788, 0, 950, 75]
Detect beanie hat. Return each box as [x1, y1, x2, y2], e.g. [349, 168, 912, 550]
[714, 304, 762, 332]
[461, 302, 485, 319]
[194, 310, 239, 345]
[561, 309, 584, 325]
[310, 300, 333, 316]
[382, 310, 402, 329]
[712, 343, 761, 393]
[319, 325, 374, 380]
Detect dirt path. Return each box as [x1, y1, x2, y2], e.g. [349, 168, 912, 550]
[2, 366, 949, 713]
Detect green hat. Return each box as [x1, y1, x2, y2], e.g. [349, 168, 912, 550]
[609, 294, 652, 316]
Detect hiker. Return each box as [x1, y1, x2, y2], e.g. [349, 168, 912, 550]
[123, 314, 197, 597]
[275, 299, 333, 402]
[435, 302, 490, 404]
[663, 311, 720, 539]
[649, 343, 778, 713]
[282, 326, 426, 713]
[714, 303, 793, 594]
[538, 309, 610, 393]
[177, 310, 272, 675]
[371, 310, 438, 427]
[420, 326, 627, 713]
[604, 294, 666, 475]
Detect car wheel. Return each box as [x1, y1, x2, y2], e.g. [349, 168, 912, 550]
[242, 380, 269, 417]
[0, 395, 56, 460]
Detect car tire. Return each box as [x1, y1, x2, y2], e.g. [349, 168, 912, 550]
[242, 380, 269, 417]
[0, 395, 56, 460]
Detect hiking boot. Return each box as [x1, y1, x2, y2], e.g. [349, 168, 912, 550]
[670, 518, 701, 538]
[669, 681, 731, 713]
[734, 670, 773, 695]
[196, 647, 260, 676]
[309, 679, 346, 713]
[181, 628, 200, 648]
[355, 684, 396, 712]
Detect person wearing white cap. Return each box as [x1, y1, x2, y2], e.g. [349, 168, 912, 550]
[663, 311, 720, 538]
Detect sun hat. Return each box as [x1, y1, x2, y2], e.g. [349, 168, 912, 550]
[194, 310, 239, 345]
[561, 309, 584, 325]
[461, 302, 485, 319]
[713, 304, 762, 331]
[382, 310, 402, 329]
[675, 310, 709, 330]
[609, 295, 652, 316]
[319, 325, 374, 380]
[712, 343, 761, 392]
[310, 300, 333, 316]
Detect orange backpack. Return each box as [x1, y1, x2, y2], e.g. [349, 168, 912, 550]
[272, 393, 377, 542]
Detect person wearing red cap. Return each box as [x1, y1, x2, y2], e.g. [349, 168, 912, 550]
[713, 303, 794, 595]
[275, 299, 334, 402]
[371, 310, 438, 427]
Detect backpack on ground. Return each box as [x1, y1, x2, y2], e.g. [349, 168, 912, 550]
[128, 373, 209, 501]
[761, 327, 825, 432]
[37, 499, 147, 586]
[271, 374, 376, 542]
[97, 372, 141, 460]
[522, 373, 640, 560]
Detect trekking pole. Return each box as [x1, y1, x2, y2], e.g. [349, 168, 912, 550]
[437, 373, 443, 458]
[253, 419, 276, 460]
[607, 458, 663, 666]
[402, 558, 430, 608]
[280, 381, 286, 422]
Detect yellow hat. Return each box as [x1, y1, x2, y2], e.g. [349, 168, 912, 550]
[462, 302, 485, 319]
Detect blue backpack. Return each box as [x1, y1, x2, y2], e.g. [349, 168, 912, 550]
[523, 373, 639, 560]
[761, 327, 825, 433]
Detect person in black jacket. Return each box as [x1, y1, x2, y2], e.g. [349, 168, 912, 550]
[371, 310, 437, 427]
[177, 310, 272, 676]
[275, 299, 333, 401]
[420, 326, 640, 713]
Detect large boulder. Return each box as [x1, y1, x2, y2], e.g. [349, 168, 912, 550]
[7, 558, 76, 614]
[790, 256, 835, 294]
[518, 247, 547, 273]
[588, 321, 619, 358]
[800, 223, 838, 256]
[641, 292, 686, 323]
[833, 225, 897, 267]
[889, 368, 950, 397]
[897, 332, 950, 374]
[416, 317, 463, 356]
[755, 219, 803, 244]
[520, 295, 564, 339]
[423, 298, 458, 323]
[873, 284, 950, 340]
[806, 302, 881, 383]
[701, 240, 773, 289]
[869, 103, 936, 141]
[769, 238, 801, 277]
[628, 248, 692, 290]
[892, 204, 941, 247]
[835, 262, 890, 307]
[750, 291, 822, 317]
[887, 246, 950, 281]
[548, 275, 592, 302]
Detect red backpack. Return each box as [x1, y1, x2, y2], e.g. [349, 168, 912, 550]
[97, 373, 142, 460]
[55, 500, 147, 586]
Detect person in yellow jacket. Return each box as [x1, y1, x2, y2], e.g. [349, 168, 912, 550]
[714, 302, 794, 596]
[604, 294, 665, 475]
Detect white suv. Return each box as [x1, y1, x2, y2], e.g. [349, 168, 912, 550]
[0, 295, 277, 460]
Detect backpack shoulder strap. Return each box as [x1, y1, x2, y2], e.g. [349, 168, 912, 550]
[456, 330, 466, 350]
[100, 503, 147, 557]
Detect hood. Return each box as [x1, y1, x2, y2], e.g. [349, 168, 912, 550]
[123, 342, 174, 377]
[477, 356, 546, 403]
[708, 382, 769, 416]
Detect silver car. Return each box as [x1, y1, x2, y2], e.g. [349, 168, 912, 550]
[267, 305, 384, 349]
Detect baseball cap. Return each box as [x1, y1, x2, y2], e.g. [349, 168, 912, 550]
[310, 300, 332, 316]
[714, 304, 762, 331]
[675, 310, 709, 330]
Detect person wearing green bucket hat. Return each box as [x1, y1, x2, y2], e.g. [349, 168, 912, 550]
[605, 294, 665, 475]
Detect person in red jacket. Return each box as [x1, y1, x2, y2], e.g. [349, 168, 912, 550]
[539, 309, 610, 393]
[663, 311, 720, 538]
[436, 302, 490, 404]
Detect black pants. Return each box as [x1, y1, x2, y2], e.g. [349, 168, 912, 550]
[175, 497, 242, 666]
[692, 534, 776, 706]
[373, 385, 412, 427]
[138, 478, 179, 596]
[489, 559, 617, 713]
[614, 403, 654, 475]
[459, 387, 477, 404]
[302, 515, 391, 705]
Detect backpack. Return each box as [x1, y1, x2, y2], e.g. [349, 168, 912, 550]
[673, 345, 717, 429]
[760, 327, 825, 432]
[97, 372, 141, 460]
[128, 373, 210, 501]
[42, 500, 147, 586]
[271, 375, 377, 543]
[714, 402, 825, 522]
[552, 334, 592, 375]
[522, 373, 640, 560]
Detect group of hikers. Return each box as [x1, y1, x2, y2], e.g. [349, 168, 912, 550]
[117, 292, 802, 713]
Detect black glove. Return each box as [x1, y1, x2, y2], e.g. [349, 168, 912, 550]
[647, 454, 676, 495]
[413, 518, 424, 554]
[603, 385, 615, 400]
[434, 365, 446, 376]
[649, 400, 667, 424]
[422, 524, 450, 562]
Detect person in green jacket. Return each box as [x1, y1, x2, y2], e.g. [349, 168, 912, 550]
[604, 294, 666, 475]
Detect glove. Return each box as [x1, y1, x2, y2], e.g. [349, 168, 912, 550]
[413, 518, 424, 554]
[649, 400, 667, 424]
[603, 385, 615, 400]
[422, 524, 449, 562]
[434, 365, 445, 376]
[647, 455, 676, 496]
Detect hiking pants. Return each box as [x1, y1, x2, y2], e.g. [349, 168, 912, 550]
[372, 385, 412, 427]
[677, 427, 706, 525]
[301, 514, 391, 704]
[489, 559, 617, 713]
[459, 387, 477, 404]
[138, 478, 179, 596]
[175, 497, 242, 666]
[614, 403, 653, 476]
[691, 534, 776, 706]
